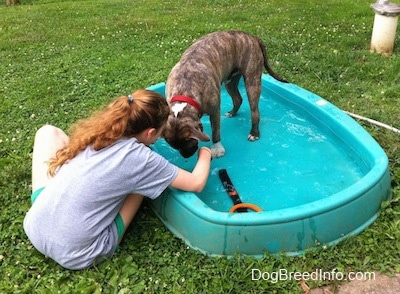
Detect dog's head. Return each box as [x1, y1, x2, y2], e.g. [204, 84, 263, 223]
[163, 115, 210, 158]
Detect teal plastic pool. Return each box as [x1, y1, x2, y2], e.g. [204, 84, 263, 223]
[148, 74, 391, 257]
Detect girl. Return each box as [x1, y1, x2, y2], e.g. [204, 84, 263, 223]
[23, 89, 212, 270]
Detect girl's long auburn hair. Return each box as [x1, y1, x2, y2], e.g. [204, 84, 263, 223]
[48, 89, 170, 176]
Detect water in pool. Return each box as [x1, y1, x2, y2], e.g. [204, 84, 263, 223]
[153, 85, 368, 212]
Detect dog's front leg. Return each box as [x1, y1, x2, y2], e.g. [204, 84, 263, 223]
[210, 111, 225, 158]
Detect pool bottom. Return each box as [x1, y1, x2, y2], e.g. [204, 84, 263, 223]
[154, 78, 369, 212]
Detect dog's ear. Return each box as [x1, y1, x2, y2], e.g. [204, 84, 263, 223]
[189, 127, 210, 142]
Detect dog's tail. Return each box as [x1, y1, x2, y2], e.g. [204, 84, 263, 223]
[258, 38, 288, 83]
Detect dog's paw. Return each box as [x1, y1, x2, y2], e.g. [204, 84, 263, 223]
[211, 142, 225, 158]
[224, 111, 236, 118]
[247, 134, 260, 141]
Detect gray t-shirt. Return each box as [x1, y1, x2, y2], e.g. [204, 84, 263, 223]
[24, 137, 178, 270]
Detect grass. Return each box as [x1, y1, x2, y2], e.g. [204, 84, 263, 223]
[1, 0, 399, 292]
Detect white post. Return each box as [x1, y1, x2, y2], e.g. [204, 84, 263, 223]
[370, 0, 400, 55]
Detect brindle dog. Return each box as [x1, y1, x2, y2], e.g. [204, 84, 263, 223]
[163, 30, 287, 158]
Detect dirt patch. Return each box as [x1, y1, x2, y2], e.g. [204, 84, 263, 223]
[308, 272, 400, 294]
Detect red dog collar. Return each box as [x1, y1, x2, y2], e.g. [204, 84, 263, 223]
[170, 95, 201, 113]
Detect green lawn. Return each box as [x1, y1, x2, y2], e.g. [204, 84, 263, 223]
[1, 0, 399, 292]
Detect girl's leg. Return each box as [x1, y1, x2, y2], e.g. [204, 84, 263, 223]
[118, 194, 144, 242]
[32, 125, 69, 192]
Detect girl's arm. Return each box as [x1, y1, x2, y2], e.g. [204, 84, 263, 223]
[170, 147, 212, 192]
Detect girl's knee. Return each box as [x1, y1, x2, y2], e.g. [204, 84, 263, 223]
[36, 124, 58, 136]
[35, 125, 68, 142]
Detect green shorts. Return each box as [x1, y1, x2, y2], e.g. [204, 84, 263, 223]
[30, 187, 125, 239]
[31, 187, 45, 204]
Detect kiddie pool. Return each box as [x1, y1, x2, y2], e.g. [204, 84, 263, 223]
[147, 74, 391, 257]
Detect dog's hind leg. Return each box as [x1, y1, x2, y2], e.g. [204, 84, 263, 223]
[224, 72, 242, 117]
[243, 76, 261, 141]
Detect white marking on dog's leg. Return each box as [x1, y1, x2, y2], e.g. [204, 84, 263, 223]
[247, 134, 260, 141]
[171, 102, 188, 117]
[211, 141, 225, 158]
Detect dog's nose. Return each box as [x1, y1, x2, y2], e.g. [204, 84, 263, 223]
[180, 146, 198, 158]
